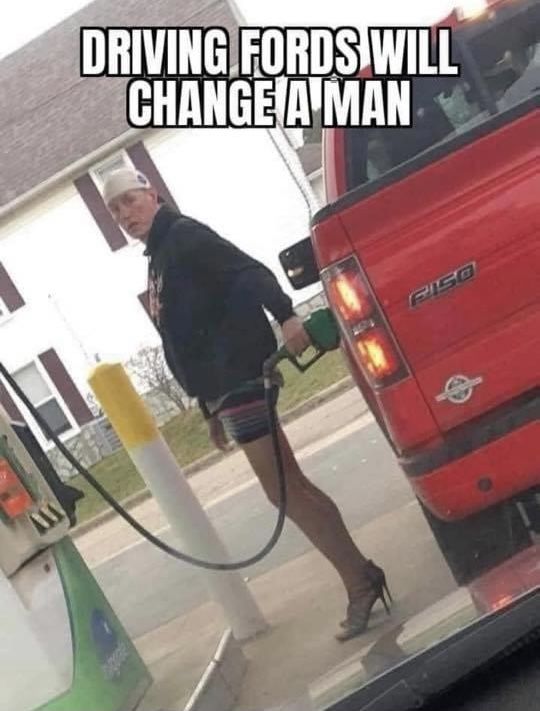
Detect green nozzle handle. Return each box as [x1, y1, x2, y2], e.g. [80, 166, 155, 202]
[263, 308, 340, 383]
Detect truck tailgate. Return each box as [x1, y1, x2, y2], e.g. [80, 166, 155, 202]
[339, 111, 539, 433]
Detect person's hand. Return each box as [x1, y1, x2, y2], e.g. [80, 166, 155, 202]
[208, 415, 230, 451]
[281, 316, 312, 357]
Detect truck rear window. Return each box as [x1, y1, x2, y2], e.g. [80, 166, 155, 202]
[346, 2, 539, 191]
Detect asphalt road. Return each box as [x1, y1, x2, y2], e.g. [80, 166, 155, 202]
[92, 419, 417, 639]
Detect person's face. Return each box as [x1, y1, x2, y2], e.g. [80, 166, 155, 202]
[107, 188, 160, 241]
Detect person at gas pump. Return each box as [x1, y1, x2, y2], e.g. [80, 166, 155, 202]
[102, 168, 391, 641]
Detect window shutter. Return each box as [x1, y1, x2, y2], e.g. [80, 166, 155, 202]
[0, 380, 23, 422]
[38, 349, 94, 426]
[126, 142, 179, 210]
[74, 173, 128, 251]
[0, 261, 25, 312]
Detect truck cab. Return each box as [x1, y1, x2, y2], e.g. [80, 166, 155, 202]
[281, 0, 539, 584]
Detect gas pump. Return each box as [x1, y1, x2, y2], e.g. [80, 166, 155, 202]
[0, 404, 152, 711]
[0, 312, 340, 709]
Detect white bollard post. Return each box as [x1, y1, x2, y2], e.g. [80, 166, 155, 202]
[88, 363, 268, 641]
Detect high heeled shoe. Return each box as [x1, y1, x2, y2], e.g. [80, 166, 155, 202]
[336, 560, 392, 642]
[339, 560, 393, 628]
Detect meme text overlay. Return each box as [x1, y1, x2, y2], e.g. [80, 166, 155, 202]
[80, 27, 460, 129]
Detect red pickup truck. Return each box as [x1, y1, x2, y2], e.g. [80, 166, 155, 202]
[281, 0, 539, 584]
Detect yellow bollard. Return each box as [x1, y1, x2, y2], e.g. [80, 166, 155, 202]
[88, 362, 268, 641]
[89, 363, 157, 449]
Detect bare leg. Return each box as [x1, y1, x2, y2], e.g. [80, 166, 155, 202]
[241, 426, 370, 600]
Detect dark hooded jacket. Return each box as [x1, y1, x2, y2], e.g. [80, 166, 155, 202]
[144, 205, 294, 410]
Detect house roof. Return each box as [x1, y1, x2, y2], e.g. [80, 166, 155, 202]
[296, 142, 322, 177]
[0, 0, 239, 212]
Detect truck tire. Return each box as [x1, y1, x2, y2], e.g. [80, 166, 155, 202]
[418, 498, 532, 586]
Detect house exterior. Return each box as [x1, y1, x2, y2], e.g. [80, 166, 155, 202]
[0, 0, 320, 467]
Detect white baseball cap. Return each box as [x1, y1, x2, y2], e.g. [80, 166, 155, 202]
[102, 167, 152, 205]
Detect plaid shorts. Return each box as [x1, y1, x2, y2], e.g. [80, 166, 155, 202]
[205, 375, 281, 445]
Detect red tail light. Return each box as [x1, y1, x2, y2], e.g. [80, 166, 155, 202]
[328, 270, 373, 323]
[322, 256, 408, 388]
[356, 328, 401, 379]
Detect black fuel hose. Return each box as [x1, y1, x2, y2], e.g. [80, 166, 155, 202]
[0, 360, 287, 571]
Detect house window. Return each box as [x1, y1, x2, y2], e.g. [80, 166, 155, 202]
[12, 362, 72, 439]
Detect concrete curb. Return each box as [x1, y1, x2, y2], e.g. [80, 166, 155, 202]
[71, 377, 355, 538]
[183, 629, 247, 711]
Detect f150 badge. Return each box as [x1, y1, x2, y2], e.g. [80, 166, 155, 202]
[436, 374, 483, 405]
[409, 262, 476, 309]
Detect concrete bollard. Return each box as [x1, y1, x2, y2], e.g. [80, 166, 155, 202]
[88, 363, 268, 641]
